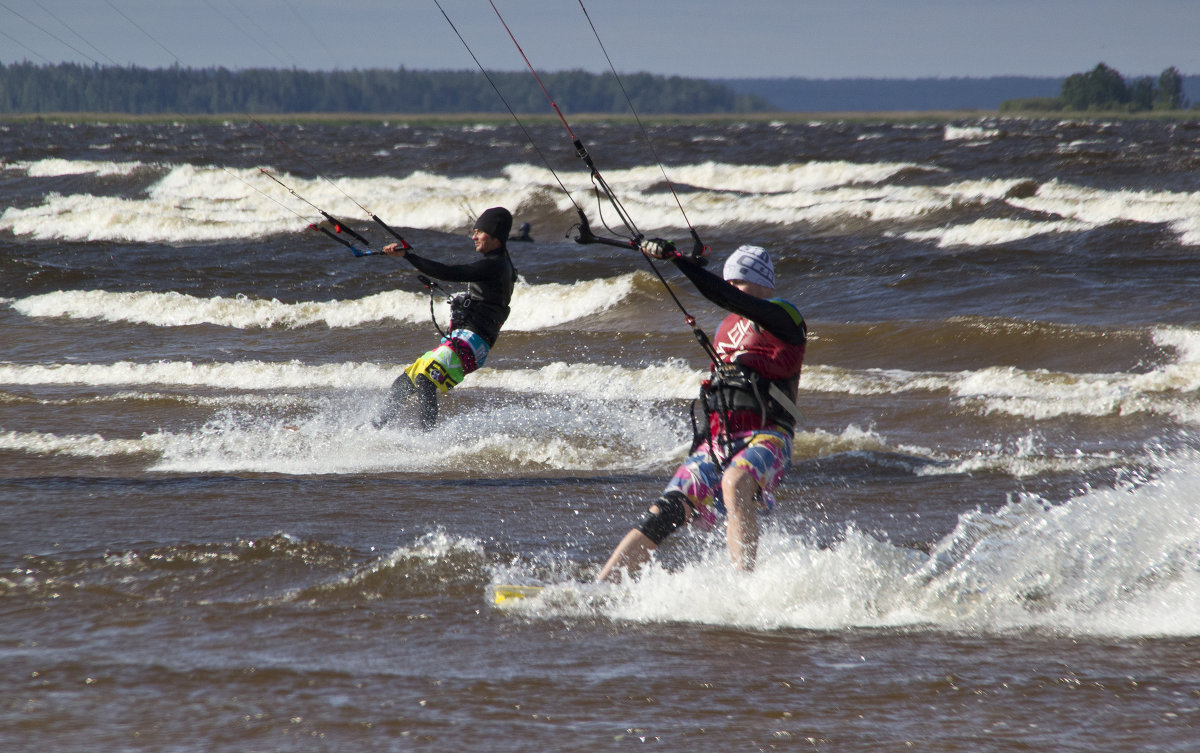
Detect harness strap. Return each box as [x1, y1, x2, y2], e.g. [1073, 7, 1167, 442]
[704, 366, 801, 431]
[766, 381, 804, 427]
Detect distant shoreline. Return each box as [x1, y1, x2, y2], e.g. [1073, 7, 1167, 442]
[3, 109, 1198, 125]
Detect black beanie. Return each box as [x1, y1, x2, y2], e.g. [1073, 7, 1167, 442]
[473, 207, 513, 244]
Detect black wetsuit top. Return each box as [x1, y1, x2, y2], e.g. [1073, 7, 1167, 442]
[670, 256, 807, 345]
[403, 246, 517, 347]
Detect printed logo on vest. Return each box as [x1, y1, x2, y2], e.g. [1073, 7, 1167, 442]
[427, 363, 449, 385]
[716, 317, 755, 356]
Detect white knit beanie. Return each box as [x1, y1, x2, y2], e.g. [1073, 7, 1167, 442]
[722, 245, 774, 289]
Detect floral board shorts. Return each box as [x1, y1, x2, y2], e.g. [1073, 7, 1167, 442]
[404, 329, 490, 394]
[663, 427, 793, 529]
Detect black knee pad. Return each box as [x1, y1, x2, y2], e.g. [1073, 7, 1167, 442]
[634, 491, 691, 545]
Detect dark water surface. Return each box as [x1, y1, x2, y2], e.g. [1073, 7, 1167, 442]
[2, 117, 1199, 751]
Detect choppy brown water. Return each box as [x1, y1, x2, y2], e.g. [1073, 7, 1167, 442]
[2, 118, 1200, 751]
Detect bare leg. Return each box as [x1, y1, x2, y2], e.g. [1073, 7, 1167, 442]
[722, 466, 760, 570]
[596, 529, 657, 583]
[597, 494, 694, 583]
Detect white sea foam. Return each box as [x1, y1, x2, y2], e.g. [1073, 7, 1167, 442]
[6, 324, 1198, 425]
[3, 379, 1092, 479]
[791, 423, 1122, 479]
[8, 273, 639, 331]
[147, 387, 688, 475]
[11, 289, 429, 329]
[803, 329, 1200, 423]
[0, 429, 164, 457]
[1178, 216, 1200, 246]
[912, 431, 1125, 479]
[0, 352, 698, 475]
[0, 359, 397, 390]
[507, 274, 637, 331]
[944, 124, 1001, 141]
[1057, 138, 1107, 154]
[499, 449, 1200, 637]
[898, 177, 1200, 248]
[652, 159, 922, 193]
[0, 158, 927, 243]
[793, 423, 895, 457]
[953, 364, 1200, 422]
[1008, 179, 1200, 246]
[7, 156, 1200, 246]
[482, 358, 701, 401]
[904, 217, 1093, 248]
[19, 158, 148, 177]
[0, 357, 697, 400]
[0, 359, 694, 474]
[942, 177, 1034, 202]
[1, 389, 305, 410]
[1152, 324, 1200, 363]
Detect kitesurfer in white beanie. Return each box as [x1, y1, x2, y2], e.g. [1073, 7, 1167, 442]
[598, 239, 806, 582]
[723, 244, 775, 290]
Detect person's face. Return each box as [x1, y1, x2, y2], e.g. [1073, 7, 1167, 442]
[472, 228, 501, 253]
[729, 279, 773, 299]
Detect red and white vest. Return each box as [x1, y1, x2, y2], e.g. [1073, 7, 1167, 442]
[705, 300, 806, 435]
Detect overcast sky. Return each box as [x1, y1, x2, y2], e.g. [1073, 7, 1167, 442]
[2, 0, 1198, 79]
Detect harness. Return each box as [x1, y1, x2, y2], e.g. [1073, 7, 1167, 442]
[446, 250, 517, 347]
[701, 363, 802, 436]
[690, 306, 805, 464]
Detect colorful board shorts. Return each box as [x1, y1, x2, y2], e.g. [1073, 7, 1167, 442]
[663, 428, 793, 530]
[404, 329, 490, 394]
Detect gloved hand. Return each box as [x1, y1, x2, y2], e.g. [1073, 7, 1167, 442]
[640, 238, 677, 259]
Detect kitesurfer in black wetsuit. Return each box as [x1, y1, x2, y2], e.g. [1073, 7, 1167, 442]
[512, 221, 533, 242]
[597, 243, 807, 582]
[376, 206, 517, 430]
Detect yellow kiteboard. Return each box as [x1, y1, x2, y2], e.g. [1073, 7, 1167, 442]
[490, 584, 545, 605]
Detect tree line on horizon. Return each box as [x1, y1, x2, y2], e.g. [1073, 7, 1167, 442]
[1000, 63, 1190, 113]
[0, 62, 773, 115]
